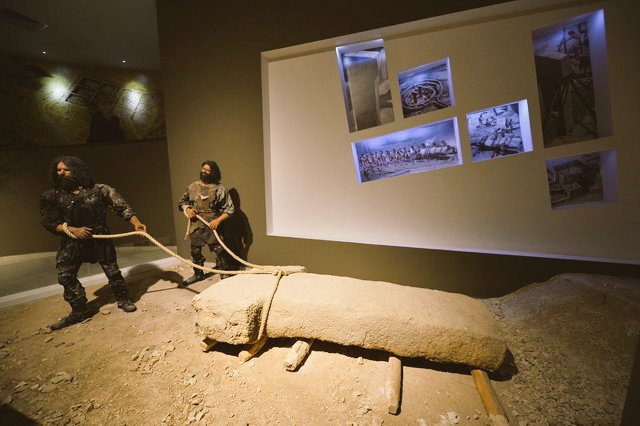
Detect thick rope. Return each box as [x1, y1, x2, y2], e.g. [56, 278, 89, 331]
[61, 221, 304, 276]
[192, 213, 267, 271]
[257, 270, 283, 341]
[188, 213, 288, 342]
[62, 217, 302, 342]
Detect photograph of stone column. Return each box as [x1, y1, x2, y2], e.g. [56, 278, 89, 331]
[398, 58, 453, 118]
[546, 149, 618, 209]
[352, 118, 460, 183]
[466, 100, 533, 162]
[336, 39, 395, 133]
[533, 12, 607, 148]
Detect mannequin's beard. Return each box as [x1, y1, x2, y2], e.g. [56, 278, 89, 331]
[58, 176, 81, 191]
[200, 172, 214, 184]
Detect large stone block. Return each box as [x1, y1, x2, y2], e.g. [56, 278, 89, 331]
[192, 273, 507, 371]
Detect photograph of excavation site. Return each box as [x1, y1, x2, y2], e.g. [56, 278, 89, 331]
[1, 1, 639, 425]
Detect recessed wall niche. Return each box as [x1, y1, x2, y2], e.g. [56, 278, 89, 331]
[263, 0, 639, 263]
[352, 118, 461, 183]
[546, 149, 618, 209]
[466, 100, 533, 162]
[532, 10, 612, 148]
[336, 39, 395, 133]
[398, 58, 454, 118]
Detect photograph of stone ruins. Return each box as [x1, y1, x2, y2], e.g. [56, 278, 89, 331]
[0, 1, 638, 425]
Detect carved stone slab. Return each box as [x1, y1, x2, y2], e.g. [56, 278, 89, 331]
[192, 272, 507, 370]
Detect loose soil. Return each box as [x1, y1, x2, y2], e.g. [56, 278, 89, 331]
[0, 268, 638, 425]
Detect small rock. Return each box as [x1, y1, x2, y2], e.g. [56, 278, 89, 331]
[50, 371, 73, 384]
[447, 412, 460, 424]
[356, 406, 370, 416]
[41, 384, 57, 393]
[100, 309, 111, 315]
[45, 336, 54, 343]
[13, 381, 28, 392]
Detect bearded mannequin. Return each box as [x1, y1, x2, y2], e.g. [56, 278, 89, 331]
[177, 160, 235, 284]
[40, 156, 147, 330]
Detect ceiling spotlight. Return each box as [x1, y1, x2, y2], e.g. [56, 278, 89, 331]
[122, 60, 126, 63]
[42, 50, 46, 54]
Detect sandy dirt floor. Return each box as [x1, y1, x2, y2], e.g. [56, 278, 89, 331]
[0, 266, 638, 425]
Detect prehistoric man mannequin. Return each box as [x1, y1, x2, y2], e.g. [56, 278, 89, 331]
[40, 156, 147, 330]
[178, 160, 235, 285]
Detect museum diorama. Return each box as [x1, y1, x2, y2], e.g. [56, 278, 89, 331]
[0, 0, 639, 425]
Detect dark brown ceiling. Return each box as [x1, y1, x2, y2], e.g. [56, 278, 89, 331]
[0, 0, 160, 70]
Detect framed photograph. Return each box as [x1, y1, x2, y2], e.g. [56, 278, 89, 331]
[546, 149, 618, 209]
[398, 58, 454, 118]
[352, 118, 461, 183]
[532, 11, 607, 147]
[466, 100, 533, 162]
[336, 39, 395, 133]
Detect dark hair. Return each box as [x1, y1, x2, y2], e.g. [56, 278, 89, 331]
[202, 160, 221, 183]
[49, 156, 95, 188]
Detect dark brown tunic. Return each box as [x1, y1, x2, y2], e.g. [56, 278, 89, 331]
[40, 184, 136, 265]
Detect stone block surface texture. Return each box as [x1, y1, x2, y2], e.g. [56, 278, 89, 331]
[192, 272, 507, 370]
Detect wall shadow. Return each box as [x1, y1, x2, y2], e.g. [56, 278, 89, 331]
[222, 188, 253, 267]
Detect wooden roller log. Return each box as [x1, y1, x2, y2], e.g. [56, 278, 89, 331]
[387, 355, 402, 415]
[238, 335, 269, 363]
[471, 369, 509, 426]
[283, 339, 314, 371]
[200, 337, 217, 352]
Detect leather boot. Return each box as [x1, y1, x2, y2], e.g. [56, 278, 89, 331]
[50, 306, 89, 331]
[183, 267, 205, 286]
[116, 298, 137, 312]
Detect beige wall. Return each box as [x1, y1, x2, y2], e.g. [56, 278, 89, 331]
[262, 3, 638, 263]
[156, 0, 639, 298]
[0, 139, 175, 257]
